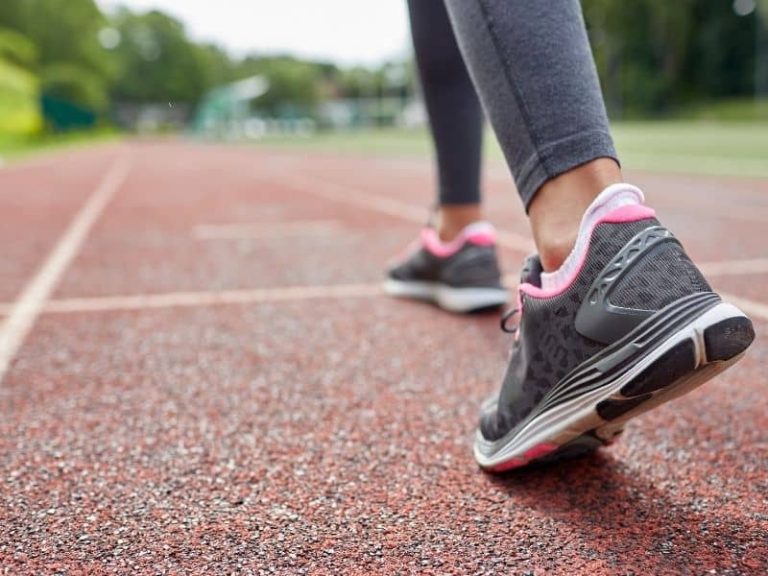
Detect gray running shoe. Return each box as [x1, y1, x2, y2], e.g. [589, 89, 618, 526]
[475, 204, 755, 471]
[385, 222, 508, 313]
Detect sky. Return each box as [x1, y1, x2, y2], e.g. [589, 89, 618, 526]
[95, 0, 412, 66]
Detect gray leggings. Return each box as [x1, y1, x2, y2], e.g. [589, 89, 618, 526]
[408, 0, 619, 210]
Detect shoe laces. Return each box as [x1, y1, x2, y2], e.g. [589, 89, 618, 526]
[500, 290, 524, 335]
[500, 306, 520, 334]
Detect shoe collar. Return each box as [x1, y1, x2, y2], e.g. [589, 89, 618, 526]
[421, 221, 496, 258]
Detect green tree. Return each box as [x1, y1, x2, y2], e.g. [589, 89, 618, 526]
[0, 26, 41, 135]
[686, 1, 758, 98]
[0, 27, 38, 69]
[584, 0, 759, 117]
[235, 55, 324, 115]
[195, 43, 237, 93]
[110, 9, 230, 105]
[0, 0, 113, 111]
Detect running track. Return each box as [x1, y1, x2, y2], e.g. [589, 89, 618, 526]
[0, 141, 766, 575]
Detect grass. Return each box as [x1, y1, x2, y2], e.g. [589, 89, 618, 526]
[252, 120, 768, 179]
[612, 121, 768, 178]
[684, 98, 768, 122]
[0, 129, 120, 163]
[0, 58, 119, 164]
[251, 128, 434, 156]
[2, 118, 765, 180]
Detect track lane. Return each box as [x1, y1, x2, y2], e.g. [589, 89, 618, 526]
[0, 141, 765, 575]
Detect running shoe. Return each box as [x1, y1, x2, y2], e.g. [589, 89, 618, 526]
[385, 222, 508, 313]
[474, 185, 755, 471]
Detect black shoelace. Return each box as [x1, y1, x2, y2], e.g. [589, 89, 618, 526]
[500, 306, 520, 334]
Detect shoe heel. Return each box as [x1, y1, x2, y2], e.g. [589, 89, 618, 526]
[704, 316, 755, 362]
[597, 303, 754, 423]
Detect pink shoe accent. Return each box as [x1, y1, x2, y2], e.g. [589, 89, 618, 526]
[524, 443, 559, 460]
[465, 230, 496, 247]
[513, 289, 524, 342]
[518, 204, 656, 300]
[491, 457, 528, 472]
[421, 228, 460, 258]
[600, 204, 655, 224]
[489, 443, 560, 472]
[421, 223, 497, 258]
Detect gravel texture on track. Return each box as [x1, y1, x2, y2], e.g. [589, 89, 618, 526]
[0, 143, 765, 575]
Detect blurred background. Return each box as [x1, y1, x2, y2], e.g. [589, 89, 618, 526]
[0, 0, 767, 174]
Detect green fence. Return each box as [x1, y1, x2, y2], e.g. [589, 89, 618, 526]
[40, 93, 97, 132]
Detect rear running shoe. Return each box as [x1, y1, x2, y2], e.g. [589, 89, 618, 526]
[385, 222, 508, 313]
[475, 185, 755, 471]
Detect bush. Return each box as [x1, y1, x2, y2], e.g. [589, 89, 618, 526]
[0, 27, 37, 68]
[40, 62, 109, 111]
[0, 57, 42, 136]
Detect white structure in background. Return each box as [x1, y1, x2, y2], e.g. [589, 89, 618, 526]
[196, 75, 319, 139]
[195, 75, 306, 139]
[399, 99, 427, 129]
[113, 102, 191, 133]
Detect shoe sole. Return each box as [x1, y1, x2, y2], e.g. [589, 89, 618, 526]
[384, 279, 508, 313]
[474, 294, 755, 472]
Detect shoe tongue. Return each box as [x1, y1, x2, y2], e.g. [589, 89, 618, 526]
[519, 254, 543, 287]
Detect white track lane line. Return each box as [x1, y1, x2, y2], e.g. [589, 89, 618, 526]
[0, 276, 765, 322]
[0, 281, 764, 322]
[0, 157, 131, 383]
[0, 161, 765, 323]
[697, 258, 768, 277]
[3, 283, 385, 315]
[278, 175, 536, 253]
[716, 292, 768, 322]
[193, 220, 343, 240]
[273, 172, 768, 315]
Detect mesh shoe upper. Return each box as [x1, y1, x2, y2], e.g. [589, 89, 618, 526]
[480, 215, 711, 441]
[388, 233, 504, 290]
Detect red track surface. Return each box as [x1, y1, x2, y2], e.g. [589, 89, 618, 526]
[0, 142, 766, 575]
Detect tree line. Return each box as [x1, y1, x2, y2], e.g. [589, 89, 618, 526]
[583, 0, 763, 116]
[0, 0, 763, 133]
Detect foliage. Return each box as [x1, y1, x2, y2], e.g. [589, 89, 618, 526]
[0, 0, 765, 131]
[41, 63, 110, 111]
[6, 0, 111, 76]
[0, 27, 38, 68]
[235, 55, 324, 114]
[0, 0, 113, 112]
[109, 9, 231, 105]
[583, 0, 759, 116]
[0, 57, 42, 135]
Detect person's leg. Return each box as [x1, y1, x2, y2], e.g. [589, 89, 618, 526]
[382, 0, 508, 313]
[438, 0, 754, 471]
[407, 0, 484, 242]
[443, 0, 622, 270]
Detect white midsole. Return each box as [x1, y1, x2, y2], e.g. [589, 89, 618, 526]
[474, 301, 748, 468]
[384, 279, 508, 312]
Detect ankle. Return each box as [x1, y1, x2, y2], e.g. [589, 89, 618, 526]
[435, 204, 483, 242]
[529, 158, 622, 271]
[537, 230, 579, 271]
